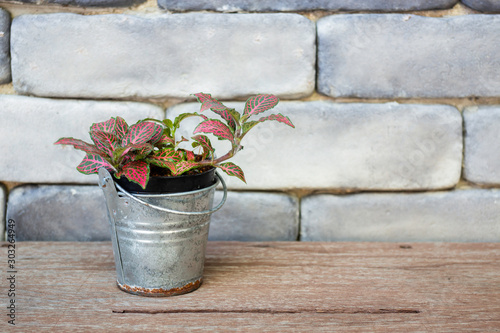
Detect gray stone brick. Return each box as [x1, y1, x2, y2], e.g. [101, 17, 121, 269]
[6, 184, 297, 241]
[301, 189, 500, 242]
[6, 185, 110, 241]
[0, 9, 11, 84]
[462, 0, 500, 12]
[0, 95, 163, 183]
[11, 13, 315, 99]
[209, 191, 299, 241]
[0, 0, 145, 7]
[159, 0, 458, 11]
[0, 185, 5, 240]
[464, 105, 500, 185]
[168, 101, 462, 191]
[317, 14, 500, 98]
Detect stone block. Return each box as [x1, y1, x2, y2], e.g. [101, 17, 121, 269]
[167, 101, 462, 190]
[0, 0, 145, 7]
[317, 14, 500, 98]
[0, 185, 5, 240]
[0, 95, 163, 183]
[6, 184, 298, 241]
[6, 185, 109, 241]
[159, 0, 458, 11]
[11, 13, 315, 99]
[464, 105, 500, 185]
[301, 190, 500, 242]
[462, 0, 500, 12]
[209, 191, 299, 241]
[0, 9, 11, 84]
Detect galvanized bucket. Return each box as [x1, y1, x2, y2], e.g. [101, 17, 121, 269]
[98, 168, 227, 297]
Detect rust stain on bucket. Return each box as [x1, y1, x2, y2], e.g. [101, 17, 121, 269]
[117, 278, 203, 297]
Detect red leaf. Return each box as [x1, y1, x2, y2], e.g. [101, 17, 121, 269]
[158, 160, 178, 174]
[55, 137, 103, 155]
[194, 93, 226, 112]
[257, 113, 295, 128]
[90, 131, 118, 157]
[156, 134, 175, 146]
[76, 154, 115, 175]
[194, 120, 234, 142]
[217, 162, 246, 183]
[194, 93, 238, 130]
[186, 150, 196, 161]
[192, 134, 214, 159]
[147, 148, 182, 164]
[114, 117, 129, 140]
[90, 118, 116, 134]
[172, 161, 200, 176]
[122, 122, 163, 146]
[243, 94, 279, 117]
[129, 143, 154, 157]
[116, 161, 149, 189]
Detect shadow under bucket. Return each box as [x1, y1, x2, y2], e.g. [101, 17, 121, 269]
[98, 168, 227, 297]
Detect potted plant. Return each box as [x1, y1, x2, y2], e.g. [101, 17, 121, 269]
[55, 93, 294, 297]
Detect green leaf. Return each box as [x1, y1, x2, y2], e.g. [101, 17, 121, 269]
[241, 121, 260, 136]
[173, 113, 203, 129]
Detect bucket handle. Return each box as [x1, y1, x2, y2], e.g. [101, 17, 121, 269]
[101, 168, 227, 216]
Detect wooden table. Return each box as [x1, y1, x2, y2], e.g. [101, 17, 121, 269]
[2, 242, 500, 331]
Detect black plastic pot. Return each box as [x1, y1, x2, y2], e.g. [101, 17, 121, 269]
[113, 167, 217, 194]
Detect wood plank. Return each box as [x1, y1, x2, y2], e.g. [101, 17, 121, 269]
[1, 242, 499, 331]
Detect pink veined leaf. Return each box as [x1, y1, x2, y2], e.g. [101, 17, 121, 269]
[217, 162, 246, 183]
[192, 135, 214, 150]
[90, 131, 119, 157]
[54, 137, 103, 155]
[90, 118, 116, 134]
[194, 93, 238, 130]
[130, 142, 154, 157]
[154, 160, 177, 174]
[178, 136, 189, 144]
[76, 154, 115, 175]
[194, 119, 234, 142]
[122, 122, 162, 146]
[148, 148, 182, 163]
[216, 109, 237, 131]
[242, 113, 294, 136]
[257, 113, 295, 128]
[243, 94, 279, 117]
[172, 161, 201, 176]
[185, 150, 196, 161]
[156, 134, 175, 146]
[145, 149, 181, 172]
[192, 134, 214, 159]
[194, 93, 227, 112]
[116, 161, 150, 189]
[148, 124, 164, 144]
[114, 117, 129, 141]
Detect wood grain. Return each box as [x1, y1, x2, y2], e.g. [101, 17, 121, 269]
[1, 242, 499, 332]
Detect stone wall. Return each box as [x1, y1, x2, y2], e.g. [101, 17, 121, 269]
[2, 0, 500, 241]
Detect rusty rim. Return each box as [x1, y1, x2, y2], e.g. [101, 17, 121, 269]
[116, 278, 203, 297]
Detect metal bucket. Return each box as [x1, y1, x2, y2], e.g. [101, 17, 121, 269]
[98, 168, 227, 297]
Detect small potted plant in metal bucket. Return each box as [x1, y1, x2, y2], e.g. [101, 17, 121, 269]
[55, 93, 294, 297]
